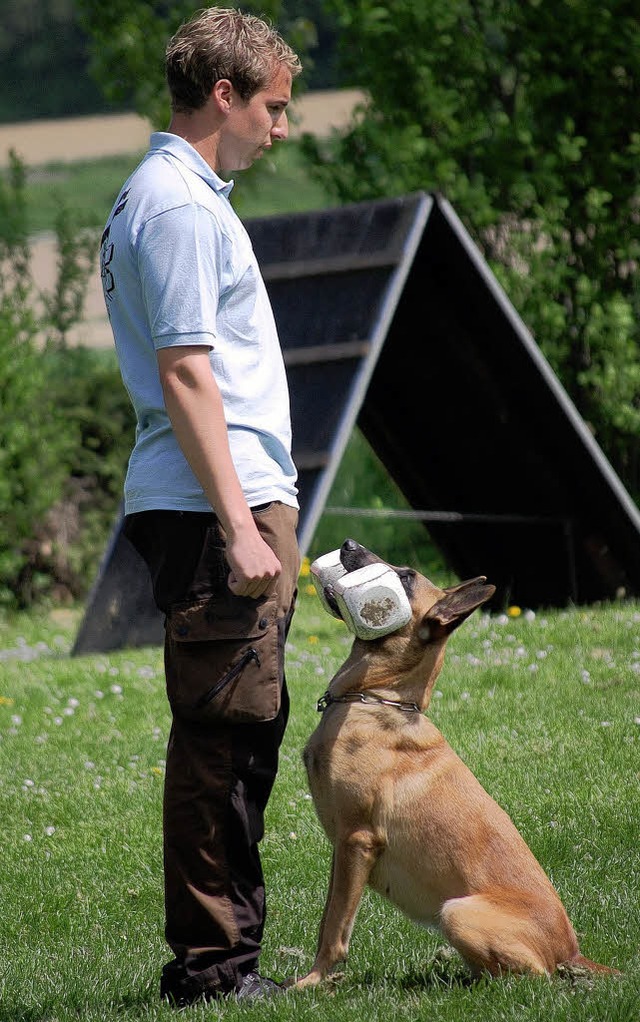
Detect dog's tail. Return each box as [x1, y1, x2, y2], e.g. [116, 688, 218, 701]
[561, 953, 622, 977]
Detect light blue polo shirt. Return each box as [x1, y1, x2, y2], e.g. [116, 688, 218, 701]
[100, 132, 298, 515]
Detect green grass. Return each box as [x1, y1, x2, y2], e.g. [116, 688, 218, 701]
[21, 143, 332, 236]
[0, 586, 638, 1021]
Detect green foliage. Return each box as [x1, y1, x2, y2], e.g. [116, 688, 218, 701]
[41, 211, 97, 346]
[0, 151, 131, 609]
[0, 153, 77, 606]
[0, 0, 120, 123]
[42, 346, 136, 597]
[303, 0, 640, 499]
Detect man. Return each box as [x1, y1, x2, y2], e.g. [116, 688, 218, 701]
[99, 6, 302, 1004]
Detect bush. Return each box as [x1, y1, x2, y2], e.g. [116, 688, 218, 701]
[0, 150, 134, 608]
[43, 346, 135, 602]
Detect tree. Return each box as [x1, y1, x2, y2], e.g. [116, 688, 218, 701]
[0, 0, 118, 121]
[303, 0, 640, 497]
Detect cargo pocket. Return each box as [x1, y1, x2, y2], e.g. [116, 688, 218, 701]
[165, 590, 280, 724]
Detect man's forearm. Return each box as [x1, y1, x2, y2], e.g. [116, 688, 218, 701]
[158, 347, 254, 536]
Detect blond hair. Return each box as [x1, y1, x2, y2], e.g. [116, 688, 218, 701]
[166, 6, 302, 113]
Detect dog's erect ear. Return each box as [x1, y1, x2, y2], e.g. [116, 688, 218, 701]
[418, 577, 496, 643]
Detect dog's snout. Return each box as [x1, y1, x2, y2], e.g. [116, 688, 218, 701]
[341, 538, 360, 555]
[340, 538, 381, 573]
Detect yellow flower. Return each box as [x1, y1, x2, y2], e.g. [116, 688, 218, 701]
[308, 635, 319, 644]
[507, 605, 522, 618]
[299, 556, 311, 579]
[305, 583, 316, 597]
[0, 696, 15, 706]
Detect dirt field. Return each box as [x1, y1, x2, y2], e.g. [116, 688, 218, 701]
[7, 89, 361, 348]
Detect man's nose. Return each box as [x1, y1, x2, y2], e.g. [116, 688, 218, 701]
[271, 111, 289, 141]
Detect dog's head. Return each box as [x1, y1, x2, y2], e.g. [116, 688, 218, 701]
[312, 538, 495, 646]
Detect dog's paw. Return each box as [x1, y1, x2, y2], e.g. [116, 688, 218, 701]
[284, 969, 332, 990]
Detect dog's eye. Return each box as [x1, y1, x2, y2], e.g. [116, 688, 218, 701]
[397, 568, 416, 592]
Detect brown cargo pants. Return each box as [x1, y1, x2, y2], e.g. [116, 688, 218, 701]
[123, 502, 300, 998]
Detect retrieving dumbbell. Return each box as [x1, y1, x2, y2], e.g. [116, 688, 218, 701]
[333, 562, 412, 640]
[310, 549, 348, 618]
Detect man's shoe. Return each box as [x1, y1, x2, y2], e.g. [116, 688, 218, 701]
[235, 972, 285, 1001]
[160, 962, 285, 1006]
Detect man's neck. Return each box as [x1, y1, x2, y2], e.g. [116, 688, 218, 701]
[167, 109, 221, 173]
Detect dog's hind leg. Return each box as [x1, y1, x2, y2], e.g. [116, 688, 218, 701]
[439, 894, 566, 977]
[292, 829, 384, 989]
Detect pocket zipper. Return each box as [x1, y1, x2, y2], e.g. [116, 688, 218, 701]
[193, 647, 261, 709]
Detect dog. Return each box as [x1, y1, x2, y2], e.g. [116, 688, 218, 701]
[291, 539, 618, 987]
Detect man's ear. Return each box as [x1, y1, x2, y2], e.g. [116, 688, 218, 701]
[211, 78, 233, 113]
[418, 577, 496, 643]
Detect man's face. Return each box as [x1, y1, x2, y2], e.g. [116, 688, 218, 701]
[217, 64, 293, 173]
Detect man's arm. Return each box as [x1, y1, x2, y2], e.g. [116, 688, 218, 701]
[157, 345, 281, 598]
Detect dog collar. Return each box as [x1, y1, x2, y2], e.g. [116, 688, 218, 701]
[317, 690, 421, 714]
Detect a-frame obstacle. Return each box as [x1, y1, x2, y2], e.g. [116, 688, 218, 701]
[72, 192, 640, 654]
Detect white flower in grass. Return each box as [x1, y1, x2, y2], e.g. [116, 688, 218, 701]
[44, 826, 55, 837]
[68, 697, 79, 708]
[601, 721, 612, 727]
[94, 690, 104, 699]
[110, 684, 123, 695]
[11, 715, 22, 726]
[23, 834, 32, 842]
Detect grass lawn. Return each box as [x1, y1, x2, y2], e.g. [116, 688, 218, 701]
[0, 578, 638, 1021]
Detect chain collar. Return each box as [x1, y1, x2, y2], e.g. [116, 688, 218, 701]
[317, 689, 420, 714]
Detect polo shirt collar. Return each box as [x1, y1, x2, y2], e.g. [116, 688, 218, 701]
[149, 131, 235, 198]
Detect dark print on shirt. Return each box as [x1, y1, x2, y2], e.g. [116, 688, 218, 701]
[100, 189, 129, 305]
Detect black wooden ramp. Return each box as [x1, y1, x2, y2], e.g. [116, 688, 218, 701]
[72, 191, 640, 655]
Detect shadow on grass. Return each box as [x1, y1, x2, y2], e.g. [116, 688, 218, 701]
[358, 946, 476, 993]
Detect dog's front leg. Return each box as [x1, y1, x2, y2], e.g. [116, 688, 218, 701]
[292, 828, 383, 989]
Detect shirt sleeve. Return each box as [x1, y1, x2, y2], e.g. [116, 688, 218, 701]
[136, 202, 227, 349]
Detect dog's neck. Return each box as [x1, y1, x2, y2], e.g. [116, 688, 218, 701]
[328, 639, 448, 712]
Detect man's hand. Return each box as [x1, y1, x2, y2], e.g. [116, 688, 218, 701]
[225, 526, 282, 599]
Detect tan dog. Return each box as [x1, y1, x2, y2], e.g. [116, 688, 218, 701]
[292, 539, 618, 987]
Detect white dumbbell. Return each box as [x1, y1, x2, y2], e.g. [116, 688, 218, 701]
[310, 549, 348, 618]
[333, 562, 412, 640]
